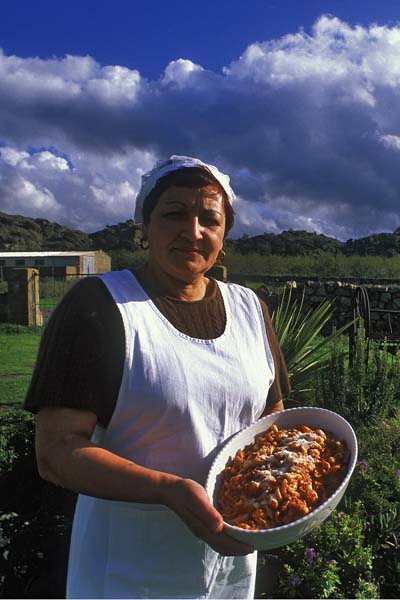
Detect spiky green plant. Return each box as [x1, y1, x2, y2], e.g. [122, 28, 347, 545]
[271, 287, 353, 395]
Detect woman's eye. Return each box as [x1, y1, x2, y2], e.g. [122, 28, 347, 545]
[201, 216, 221, 227]
[163, 211, 184, 218]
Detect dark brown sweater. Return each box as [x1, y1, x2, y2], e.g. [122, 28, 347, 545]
[24, 273, 290, 427]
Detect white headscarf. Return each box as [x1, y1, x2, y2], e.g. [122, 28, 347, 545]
[134, 155, 235, 222]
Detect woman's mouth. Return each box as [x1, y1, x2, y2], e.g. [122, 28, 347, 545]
[175, 247, 204, 255]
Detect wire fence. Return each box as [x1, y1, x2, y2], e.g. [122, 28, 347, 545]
[36, 273, 96, 324]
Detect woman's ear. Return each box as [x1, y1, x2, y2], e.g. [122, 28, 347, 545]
[140, 223, 149, 250]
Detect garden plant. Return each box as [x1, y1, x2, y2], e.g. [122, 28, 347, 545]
[270, 288, 353, 396]
[263, 320, 400, 598]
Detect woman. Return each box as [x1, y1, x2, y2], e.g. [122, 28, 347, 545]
[25, 155, 290, 599]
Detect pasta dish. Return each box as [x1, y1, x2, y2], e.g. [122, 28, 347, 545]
[217, 423, 349, 530]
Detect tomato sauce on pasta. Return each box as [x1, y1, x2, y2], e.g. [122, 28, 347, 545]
[217, 424, 349, 530]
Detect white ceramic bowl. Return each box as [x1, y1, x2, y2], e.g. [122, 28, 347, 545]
[206, 407, 358, 551]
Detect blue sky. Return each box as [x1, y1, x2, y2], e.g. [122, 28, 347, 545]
[2, 1, 399, 79]
[1, 1, 400, 239]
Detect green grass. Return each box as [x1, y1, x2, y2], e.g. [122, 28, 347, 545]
[0, 330, 41, 407]
[224, 250, 400, 278]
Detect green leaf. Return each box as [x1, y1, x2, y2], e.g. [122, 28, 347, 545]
[271, 288, 355, 394]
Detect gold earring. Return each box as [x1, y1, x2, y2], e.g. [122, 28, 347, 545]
[215, 249, 226, 264]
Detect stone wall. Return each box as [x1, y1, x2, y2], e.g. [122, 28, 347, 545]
[266, 280, 400, 335]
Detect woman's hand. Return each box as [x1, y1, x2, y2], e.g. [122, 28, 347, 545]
[162, 478, 254, 556]
[36, 407, 254, 556]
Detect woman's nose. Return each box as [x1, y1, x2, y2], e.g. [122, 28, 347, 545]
[183, 216, 203, 240]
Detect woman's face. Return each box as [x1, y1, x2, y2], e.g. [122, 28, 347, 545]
[144, 184, 226, 284]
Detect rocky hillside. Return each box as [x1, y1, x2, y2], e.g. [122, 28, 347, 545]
[343, 232, 400, 256]
[228, 229, 400, 256]
[2, 210, 400, 256]
[229, 230, 344, 256]
[0, 212, 142, 252]
[0, 212, 92, 251]
[89, 219, 142, 251]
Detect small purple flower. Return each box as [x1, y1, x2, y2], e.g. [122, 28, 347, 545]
[289, 574, 302, 587]
[306, 547, 316, 563]
[328, 559, 337, 566]
[396, 469, 400, 477]
[357, 460, 369, 473]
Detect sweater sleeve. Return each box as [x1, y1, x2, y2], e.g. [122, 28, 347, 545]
[257, 297, 291, 407]
[23, 277, 125, 428]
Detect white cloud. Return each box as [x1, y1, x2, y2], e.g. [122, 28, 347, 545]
[90, 181, 136, 214]
[162, 59, 204, 87]
[31, 151, 70, 171]
[0, 147, 70, 171]
[0, 145, 155, 230]
[0, 147, 30, 166]
[379, 134, 400, 151]
[230, 196, 280, 237]
[0, 170, 62, 216]
[86, 65, 141, 104]
[3, 16, 400, 239]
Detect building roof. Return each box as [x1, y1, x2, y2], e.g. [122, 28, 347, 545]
[0, 251, 98, 258]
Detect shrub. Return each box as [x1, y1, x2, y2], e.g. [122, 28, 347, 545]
[272, 503, 378, 599]
[0, 409, 35, 481]
[317, 322, 400, 429]
[310, 329, 400, 598]
[0, 508, 74, 599]
[347, 419, 400, 515]
[0, 323, 40, 335]
[0, 409, 76, 598]
[366, 504, 400, 598]
[345, 419, 400, 598]
[108, 248, 148, 271]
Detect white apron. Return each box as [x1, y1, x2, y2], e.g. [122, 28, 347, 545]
[67, 270, 275, 599]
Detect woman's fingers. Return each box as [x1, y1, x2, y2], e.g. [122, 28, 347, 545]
[203, 529, 255, 556]
[164, 478, 221, 532]
[162, 478, 254, 555]
[179, 504, 254, 555]
[184, 480, 224, 533]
